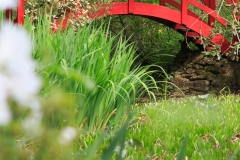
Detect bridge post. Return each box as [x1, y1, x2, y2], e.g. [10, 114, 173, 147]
[128, 0, 134, 14]
[17, 0, 25, 25]
[6, 9, 12, 21]
[160, 0, 166, 6]
[208, 0, 216, 26]
[5, 0, 25, 24]
[181, 0, 188, 24]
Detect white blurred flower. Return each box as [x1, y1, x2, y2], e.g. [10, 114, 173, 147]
[23, 100, 42, 135]
[114, 145, 127, 158]
[0, 22, 42, 127]
[0, 22, 32, 60]
[0, 0, 17, 10]
[198, 94, 209, 99]
[0, 94, 11, 125]
[58, 126, 77, 145]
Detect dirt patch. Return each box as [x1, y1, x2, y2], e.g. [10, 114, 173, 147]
[169, 51, 240, 96]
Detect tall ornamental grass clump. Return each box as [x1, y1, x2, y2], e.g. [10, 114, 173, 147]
[31, 16, 158, 132]
[0, 1, 159, 159]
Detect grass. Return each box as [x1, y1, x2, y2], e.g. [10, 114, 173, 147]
[125, 94, 240, 159]
[10, 13, 159, 159]
[67, 94, 240, 159]
[1, 12, 159, 159]
[26, 13, 159, 133]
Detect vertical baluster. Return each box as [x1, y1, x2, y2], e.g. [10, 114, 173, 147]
[6, 9, 12, 21]
[181, 0, 188, 24]
[208, 0, 216, 26]
[17, 0, 25, 25]
[201, 0, 208, 6]
[128, 0, 134, 14]
[160, 0, 166, 6]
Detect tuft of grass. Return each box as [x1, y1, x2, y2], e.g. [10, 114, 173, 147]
[28, 14, 158, 133]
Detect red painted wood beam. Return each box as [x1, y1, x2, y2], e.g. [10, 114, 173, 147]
[17, 0, 25, 25]
[181, 0, 188, 24]
[225, 0, 238, 4]
[128, 0, 134, 14]
[188, 0, 227, 26]
[6, 9, 12, 21]
[52, 12, 71, 32]
[160, 0, 166, 6]
[201, 0, 208, 5]
[166, 0, 203, 21]
[208, 0, 216, 26]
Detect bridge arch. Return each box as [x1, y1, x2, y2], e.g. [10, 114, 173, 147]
[54, 0, 232, 56]
[10, 0, 239, 60]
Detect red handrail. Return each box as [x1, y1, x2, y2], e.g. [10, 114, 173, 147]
[188, 0, 227, 26]
[225, 0, 238, 4]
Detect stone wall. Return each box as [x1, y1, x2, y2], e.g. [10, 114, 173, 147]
[169, 51, 240, 96]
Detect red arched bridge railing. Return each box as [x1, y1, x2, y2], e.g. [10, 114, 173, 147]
[4, 0, 240, 60]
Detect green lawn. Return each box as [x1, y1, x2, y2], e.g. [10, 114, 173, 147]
[125, 95, 240, 159]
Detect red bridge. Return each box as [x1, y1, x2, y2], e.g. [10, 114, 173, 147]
[5, 0, 240, 60]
